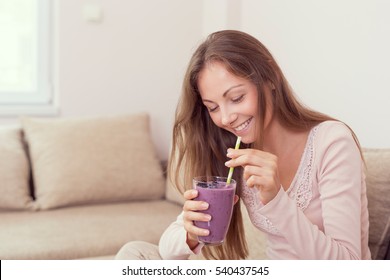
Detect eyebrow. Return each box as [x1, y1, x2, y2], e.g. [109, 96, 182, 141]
[202, 84, 244, 103]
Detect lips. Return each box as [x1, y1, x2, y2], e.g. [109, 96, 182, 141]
[234, 117, 253, 132]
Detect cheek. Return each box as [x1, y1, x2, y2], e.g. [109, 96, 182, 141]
[246, 96, 259, 115]
[209, 114, 223, 128]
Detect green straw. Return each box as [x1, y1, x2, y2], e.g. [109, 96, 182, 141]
[226, 136, 241, 184]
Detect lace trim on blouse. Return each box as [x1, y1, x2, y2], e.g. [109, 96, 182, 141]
[241, 126, 319, 235]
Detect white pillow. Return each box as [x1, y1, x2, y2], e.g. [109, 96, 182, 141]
[22, 113, 165, 210]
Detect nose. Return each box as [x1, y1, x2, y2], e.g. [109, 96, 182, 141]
[221, 108, 237, 127]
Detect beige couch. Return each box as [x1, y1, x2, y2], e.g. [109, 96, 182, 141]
[0, 113, 183, 259]
[0, 113, 389, 260]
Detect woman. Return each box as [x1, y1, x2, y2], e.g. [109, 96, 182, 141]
[116, 30, 371, 260]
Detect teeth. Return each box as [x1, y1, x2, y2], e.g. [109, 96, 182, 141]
[234, 118, 252, 131]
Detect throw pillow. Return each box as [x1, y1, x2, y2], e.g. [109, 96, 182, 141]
[22, 113, 165, 210]
[0, 126, 34, 210]
[165, 175, 186, 206]
[363, 148, 390, 260]
[165, 155, 185, 205]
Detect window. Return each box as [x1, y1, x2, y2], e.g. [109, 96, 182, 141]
[0, 0, 56, 115]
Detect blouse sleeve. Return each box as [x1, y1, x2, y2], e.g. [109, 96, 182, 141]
[158, 212, 204, 259]
[259, 122, 363, 259]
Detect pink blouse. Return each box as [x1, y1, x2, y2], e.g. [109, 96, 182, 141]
[159, 121, 371, 260]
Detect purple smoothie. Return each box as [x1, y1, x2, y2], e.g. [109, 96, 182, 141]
[193, 179, 236, 245]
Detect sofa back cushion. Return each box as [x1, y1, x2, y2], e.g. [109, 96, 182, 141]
[22, 113, 165, 210]
[164, 154, 185, 206]
[0, 126, 34, 210]
[363, 148, 390, 260]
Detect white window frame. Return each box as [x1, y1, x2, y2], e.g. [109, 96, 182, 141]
[0, 0, 58, 116]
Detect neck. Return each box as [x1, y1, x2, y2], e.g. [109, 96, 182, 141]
[262, 117, 307, 157]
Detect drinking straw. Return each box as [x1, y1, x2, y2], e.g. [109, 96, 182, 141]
[226, 136, 242, 184]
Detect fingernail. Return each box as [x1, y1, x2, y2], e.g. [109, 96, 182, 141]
[203, 229, 210, 235]
[201, 202, 209, 209]
[205, 214, 211, 221]
[225, 161, 231, 167]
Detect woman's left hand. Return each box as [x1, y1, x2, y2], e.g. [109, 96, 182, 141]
[226, 148, 281, 205]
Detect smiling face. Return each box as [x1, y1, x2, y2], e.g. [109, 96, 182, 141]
[198, 61, 261, 144]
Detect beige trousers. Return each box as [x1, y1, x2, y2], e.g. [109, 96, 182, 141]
[115, 241, 162, 260]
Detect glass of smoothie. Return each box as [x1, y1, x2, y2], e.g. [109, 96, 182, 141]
[193, 176, 236, 246]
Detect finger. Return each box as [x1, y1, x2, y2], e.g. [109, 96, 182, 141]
[227, 148, 270, 159]
[245, 172, 278, 188]
[227, 148, 259, 158]
[243, 164, 276, 181]
[183, 210, 210, 237]
[184, 220, 210, 237]
[225, 153, 268, 169]
[235, 154, 277, 168]
[233, 195, 240, 205]
[183, 210, 211, 223]
[183, 189, 198, 200]
[226, 149, 277, 167]
[242, 165, 263, 181]
[183, 200, 209, 212]
[245, 174, 264, 188]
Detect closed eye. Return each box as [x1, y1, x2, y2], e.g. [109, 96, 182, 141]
[208, 105, 219, 113]
[232, 95, 244, 103]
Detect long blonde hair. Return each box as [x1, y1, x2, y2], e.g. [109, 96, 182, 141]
[168, 30, 361, 259]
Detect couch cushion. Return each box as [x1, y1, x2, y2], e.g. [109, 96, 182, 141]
[0, 126, 33, 210]
[22, 113, 165, 210]
[0, 201, 181, 259]
[363, 148, 390, 260]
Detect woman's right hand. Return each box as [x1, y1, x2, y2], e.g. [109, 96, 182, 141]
[182, 189, 211, 249]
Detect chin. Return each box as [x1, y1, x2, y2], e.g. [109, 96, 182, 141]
[239, 136, 255, 145]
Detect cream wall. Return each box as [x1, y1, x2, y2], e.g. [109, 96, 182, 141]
[1, 0, 389, 160]
[57, 0, 203, 160]
[238, 0, 390, 149]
